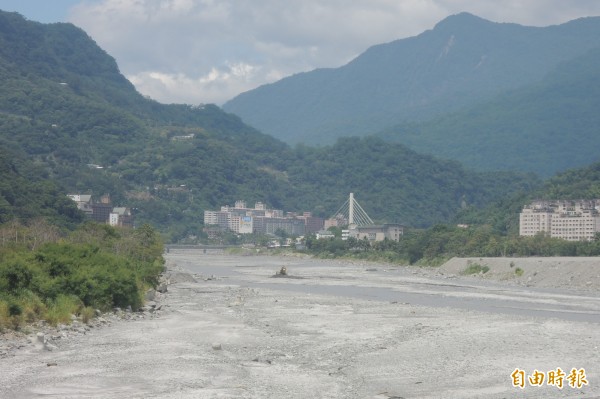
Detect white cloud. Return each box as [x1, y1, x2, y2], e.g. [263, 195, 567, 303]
[127, 61, 262, 104]
[68, 0, 600, 105]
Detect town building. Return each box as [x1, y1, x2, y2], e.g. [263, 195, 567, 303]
[348, 224, 404, 242]
[316, 230, 335, 240]
[519, 200, 600, 241]
[288, 212, 324, 234]
[203, 201, 323, 236]
[109, 207, 134, 228]
[67, 194, 93, 217]
[341, 229, 350, 240]
[260, 217, 306, 236]
[203, 211, 229, 230]
[68, 194, 134, 228]
[324, 214, 348, 229]
[90, 194, 113, 223]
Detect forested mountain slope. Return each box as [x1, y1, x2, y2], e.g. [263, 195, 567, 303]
[0, 10, 292, 239]
[0, 10, 540, 240]
[223, 12, 600, 146]
[378, 47, 600, 177]
[0, 147, 82, 227]
[286, 137, 539, 227]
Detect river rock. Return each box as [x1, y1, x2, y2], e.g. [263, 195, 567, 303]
[36, 332, 45, 344]
[44, 342, 58, 352]
[157, 283, 168, 293]
[145, 289, 156, 301]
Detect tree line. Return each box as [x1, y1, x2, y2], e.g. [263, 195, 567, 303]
[304, 224, 600, 265]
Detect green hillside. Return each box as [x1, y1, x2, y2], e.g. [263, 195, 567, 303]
[223, 13, 600, 146]
[0, 147, 83, 227]
[379, 47, 600, 177]
[455, 160, 600, 235]
[0, 10, 541, 241]
[285, 137, 539, 227]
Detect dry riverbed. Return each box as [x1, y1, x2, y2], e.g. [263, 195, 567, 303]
[1, 250, 599, 398]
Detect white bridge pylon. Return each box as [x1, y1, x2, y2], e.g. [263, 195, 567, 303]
[332, 193, 374, 226]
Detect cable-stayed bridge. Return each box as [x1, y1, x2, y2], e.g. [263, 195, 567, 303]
[331, 193, 373, 226]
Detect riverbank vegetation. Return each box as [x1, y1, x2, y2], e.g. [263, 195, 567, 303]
[0, 221, 164, 331]
[304, 224, 600, 266]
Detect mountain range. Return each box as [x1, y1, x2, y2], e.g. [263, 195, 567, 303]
[223, 13, 600, 176]
[378, 46, 600, 177]
[0, 10, 540, 240]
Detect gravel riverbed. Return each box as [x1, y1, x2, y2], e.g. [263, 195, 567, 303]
[1, 250, 599, 398]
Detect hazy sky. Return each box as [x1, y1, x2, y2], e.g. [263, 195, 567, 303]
[3, 0, 600, 105]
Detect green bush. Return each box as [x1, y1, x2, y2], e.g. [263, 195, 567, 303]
[34, 243, 143, 310]
[45, 294, 81, 326]
[17, 289, 47, 323]
[515, 267, 524, 276]
[462, 263, 490, 275]
[0, 254, 39, 293]
[0, 221, 164, 329]
[0, 297, 24, 330]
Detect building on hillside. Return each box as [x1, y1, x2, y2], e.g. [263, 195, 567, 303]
[109, 207, 134, 228]
[519, 200, 600, 241]
[171, 134, 195, 141]
[67, 194, 133, 227]
[91, 194, 113, 223]
[67, 194, 91, 204]
[91, 203, 112, 223]
[348, 224, 404, 242]
[67, 194, 93, 217]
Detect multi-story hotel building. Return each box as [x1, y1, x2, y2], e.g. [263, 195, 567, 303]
[519, 200, 600, 241]
[204, 201, 323, 236]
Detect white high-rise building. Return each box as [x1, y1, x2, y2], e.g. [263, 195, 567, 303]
[519, 200, 600, 241]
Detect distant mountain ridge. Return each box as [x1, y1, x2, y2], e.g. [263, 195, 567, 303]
[223, 13, 600, 145]
[378, 46, 600, 177]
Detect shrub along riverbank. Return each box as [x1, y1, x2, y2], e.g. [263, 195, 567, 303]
[0, 221, 164, 330]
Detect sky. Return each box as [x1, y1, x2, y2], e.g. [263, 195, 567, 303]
[2, 0, 600, 105]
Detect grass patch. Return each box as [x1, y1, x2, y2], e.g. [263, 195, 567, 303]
[17, 290, 47, 323]
[45, 294, 81, 326]
[462, 263, 490, 275]
[515, 267, 524, 277]
[79, 306, 95, 324]
[0, 300, 11, 331]
[224, 247, 249, 255]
